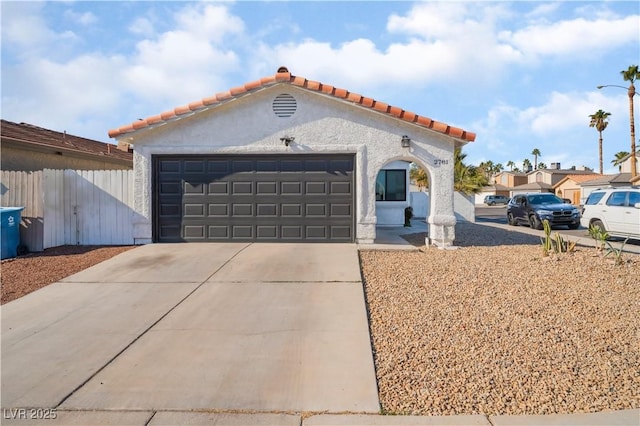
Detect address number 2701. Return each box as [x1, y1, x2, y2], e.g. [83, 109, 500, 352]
[434, 159, 449, 165]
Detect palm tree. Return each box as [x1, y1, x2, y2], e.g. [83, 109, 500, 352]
[589, 109, 611, 174]
[522, 158, 532, 172]
[506, 160, 515, 171]
[621, 65, 639, 177]
[531, 148, 541, 170]
[537, 162, 547, 170]
[454, 148, 488, 194]
[611, 151, 629, 172]
[409, 163, 429, 190]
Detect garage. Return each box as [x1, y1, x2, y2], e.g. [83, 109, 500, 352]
[153, 154, 355, 242]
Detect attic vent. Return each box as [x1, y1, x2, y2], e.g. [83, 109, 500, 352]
[272, 93, 297, 118]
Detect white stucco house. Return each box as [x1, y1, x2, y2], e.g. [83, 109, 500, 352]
[108, 67, 476, 247]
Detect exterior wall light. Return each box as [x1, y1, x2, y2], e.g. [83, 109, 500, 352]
[401, 135, 411, 148]
[280, 136, 295, 146]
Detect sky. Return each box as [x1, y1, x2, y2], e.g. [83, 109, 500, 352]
[2, 1, 639, 174]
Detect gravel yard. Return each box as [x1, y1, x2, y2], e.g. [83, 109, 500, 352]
[360, 222, 640, 416]
[2, 224, 638, 416]
[1, 245, 134, 304]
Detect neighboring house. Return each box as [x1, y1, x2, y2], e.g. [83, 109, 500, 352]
[510, 165, 595, 197]
[494, 171, 528, 188]
[1, 120, 133, 171]
[510, 181, 554, 196]
[527, 165, 594, 186]
[553, 174, 602, 205]
[476, 171, 527, 204]
[108, 67, 476, 246]
[580, 173, 636, 200]
[615, 151, 639, 174]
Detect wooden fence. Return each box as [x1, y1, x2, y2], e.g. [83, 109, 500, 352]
[1, 169, 135, 251]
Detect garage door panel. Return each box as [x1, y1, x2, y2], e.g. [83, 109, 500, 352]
[256, 182, 277, 195]
[232, 181, 253, 194]
[184, 204, 205, 217]
[306, 182, 327, 194]
[154, 154, 354, 242]
[257, 204, 277, 216]
[208, 182, 229, 194]
[208, 204, 228, 216]
[281, 204, 302, 216]
[281, 182, 302, 195]
[232, 226, 253, 238]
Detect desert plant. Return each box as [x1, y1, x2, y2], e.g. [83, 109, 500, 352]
[541, 220, 553, 256]
[541, 220, 576, 256]
[604, 238, 629, 265]
[588, 224, 609, 252]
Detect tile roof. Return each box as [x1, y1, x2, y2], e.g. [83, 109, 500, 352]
[552, 173, 603, 187]
[580, 173, 633, 186]
[2, 119, 133, 164]
[108, 66, 476, 143]
[533, 168, 596, 175]
[512, 182, 554, 190]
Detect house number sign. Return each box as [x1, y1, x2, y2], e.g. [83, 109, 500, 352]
[433, 159, 449, 166]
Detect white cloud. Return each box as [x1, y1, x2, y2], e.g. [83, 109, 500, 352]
[129, 17, 155, 37]
[122, 4, 245, 104]
[1, 2, 70, 51]
[64, 9, 97, 26]
[2, 54, 124, 137]
[503, 15, 639, 58]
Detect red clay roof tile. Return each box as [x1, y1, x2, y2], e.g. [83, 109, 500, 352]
[108, 67, 476, 143]
[333, 88, 348, 98]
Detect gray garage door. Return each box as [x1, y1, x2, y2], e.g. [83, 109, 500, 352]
[153, 154, 355, 242]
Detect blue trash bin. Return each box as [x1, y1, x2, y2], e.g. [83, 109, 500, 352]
[1, 207, 25, 260]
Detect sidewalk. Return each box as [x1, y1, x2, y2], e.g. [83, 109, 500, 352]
[3, 408, 638, 425]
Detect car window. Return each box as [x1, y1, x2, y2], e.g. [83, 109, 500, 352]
[529, 194, 561, 204]
[606, 191, 626, 207]
[585, 192, 605, 205]
[628, 191, 640, 206]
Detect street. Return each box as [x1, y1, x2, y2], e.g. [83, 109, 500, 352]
[474, 205, 640, 253]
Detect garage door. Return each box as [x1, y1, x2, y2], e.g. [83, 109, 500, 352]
[153, 154, 355, 242]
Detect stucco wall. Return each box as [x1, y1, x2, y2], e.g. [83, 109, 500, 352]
[1, 146, 131, 171]
[122, 84, 462, 246]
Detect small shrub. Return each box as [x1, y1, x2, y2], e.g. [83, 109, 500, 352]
[588, 224, 609, 252]
[604, 238, 629, 265]
[540, 220, 576, 256]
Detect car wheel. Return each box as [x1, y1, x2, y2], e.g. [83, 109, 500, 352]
[488, 202, 494, 206]
[591, 219, 606, 234]
[568, 222, 579, 230]
[529, 215, 543, 230]
[507, 212, 517, 226]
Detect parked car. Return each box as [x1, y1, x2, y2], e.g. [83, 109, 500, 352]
[484, 195, 509, 206]
[507, 193, 580, 230]
[580, 187, 640, 240]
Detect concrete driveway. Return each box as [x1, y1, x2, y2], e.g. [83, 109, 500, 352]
[1, 243, 379, 415]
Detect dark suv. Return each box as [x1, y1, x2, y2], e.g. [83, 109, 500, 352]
[507, 193, 580, 230]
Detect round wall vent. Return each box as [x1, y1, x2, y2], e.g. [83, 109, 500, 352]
[272, 93, 297, 118]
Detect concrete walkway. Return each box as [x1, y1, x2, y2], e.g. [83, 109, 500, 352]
[1, 243, 379, 419]
[2, 239, 638, 425]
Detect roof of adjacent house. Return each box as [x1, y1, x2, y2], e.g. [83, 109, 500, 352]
[512, 182, 554, 190]
[496, 171, 527, 177]
[108, 66, 476, 143]
[581, 173, 634, 186]
[1, 119, 133, 164]
[533, 168, 595, 175]
[552, 174, 603, 189]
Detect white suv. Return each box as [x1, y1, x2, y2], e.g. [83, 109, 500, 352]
[580, 187, 640, 239]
